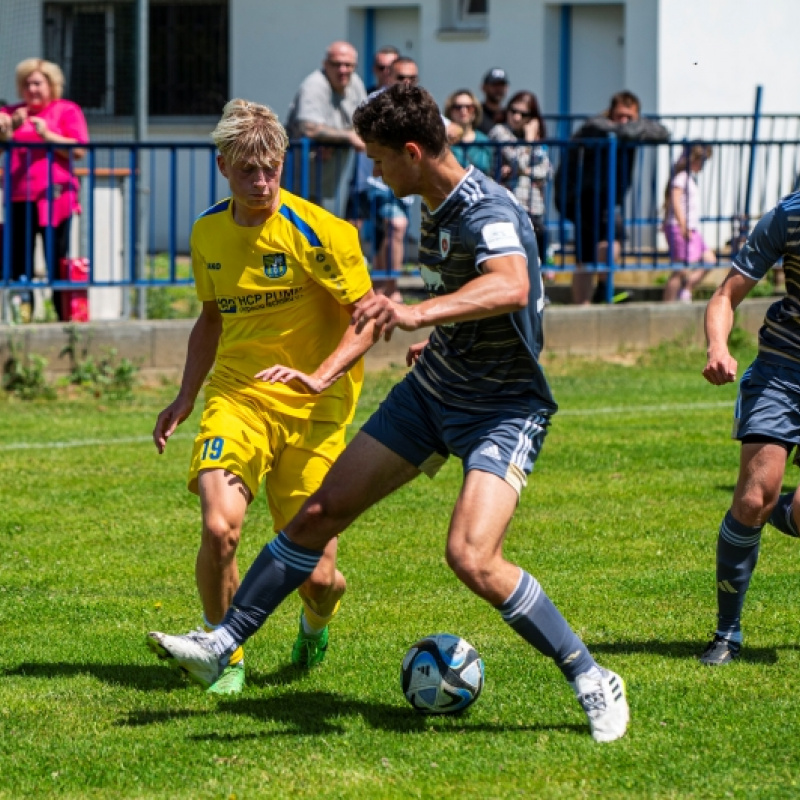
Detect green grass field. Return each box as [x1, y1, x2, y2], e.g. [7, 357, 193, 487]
[2, 335, 800, 799]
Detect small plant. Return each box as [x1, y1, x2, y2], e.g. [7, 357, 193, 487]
[60, 325, 140, 397]
[1, 336, 55, 400]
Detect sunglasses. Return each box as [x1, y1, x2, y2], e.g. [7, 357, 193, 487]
[508, 108, 533, 119]
[394, 74, 418, 83]
[451, 103, 475, 111]
[375, 63, 394, 71]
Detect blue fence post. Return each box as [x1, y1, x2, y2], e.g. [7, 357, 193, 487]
[300, 137, 311, 200]
[558, 5, 572, 140]
[87, 146, 95, 280]
[1, 146, 10, 285]
[129, 145, 139, 297]
[169, 146, 178, 275]
[605, 134, 617, 303]
[743, 84, 763, 236]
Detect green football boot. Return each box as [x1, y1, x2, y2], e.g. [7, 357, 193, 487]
[291, 612, 329, 667]
[206, 661, 245, 695]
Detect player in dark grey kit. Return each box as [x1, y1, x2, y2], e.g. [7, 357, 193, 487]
[700, 190, 800, 665]
[147, 83, 629, 743]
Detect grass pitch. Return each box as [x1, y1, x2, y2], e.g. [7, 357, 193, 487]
[2, 335, 800, 799]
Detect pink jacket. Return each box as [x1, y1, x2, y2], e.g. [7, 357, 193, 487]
[1, 99, 89, 226]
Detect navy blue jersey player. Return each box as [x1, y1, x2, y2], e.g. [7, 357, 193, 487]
[700, 190, 800, 665]
[147, 84, 629, 743]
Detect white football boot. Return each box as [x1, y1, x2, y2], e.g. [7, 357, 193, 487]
[571, 668, 629, 742]
[147, 629, 226, 688]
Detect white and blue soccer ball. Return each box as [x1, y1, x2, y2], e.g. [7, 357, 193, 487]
[400, 633, 484, 714]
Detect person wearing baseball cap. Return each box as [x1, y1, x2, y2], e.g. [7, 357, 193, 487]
[477, 68, 509, 134]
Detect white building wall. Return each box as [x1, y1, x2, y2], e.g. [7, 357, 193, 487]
[658, 0, 800, 115]
[0, 0, 42, 105]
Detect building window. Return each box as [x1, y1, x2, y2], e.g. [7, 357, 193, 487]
[44, 1, 228, 117]
[440, 0, 488, 32]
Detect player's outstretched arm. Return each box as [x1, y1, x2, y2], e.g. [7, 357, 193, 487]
[254, 290, 379, 393]
[153, 301, 221, 453]
[702, 269, 757, 386]
[353, 254, 529, 342]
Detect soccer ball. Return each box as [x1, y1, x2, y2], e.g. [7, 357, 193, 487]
[400, 633, 484, 714]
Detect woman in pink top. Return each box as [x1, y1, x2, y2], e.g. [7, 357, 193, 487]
[662, 143, 716, 302]
[0, 58, 88, 320]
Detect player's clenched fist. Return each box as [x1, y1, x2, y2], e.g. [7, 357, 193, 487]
[702, 349, 737, 385]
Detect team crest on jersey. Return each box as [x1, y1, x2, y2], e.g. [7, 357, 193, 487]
[439, 229, 451, 257]
[263, 253, 288, 278]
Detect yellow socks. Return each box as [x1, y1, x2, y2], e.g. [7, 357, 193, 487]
[299, 596, 341, 634]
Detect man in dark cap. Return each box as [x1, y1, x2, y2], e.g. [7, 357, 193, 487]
[477, 67, 509, 134]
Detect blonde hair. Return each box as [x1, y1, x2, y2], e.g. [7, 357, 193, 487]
[16, 58, 64, 100]
[444, 89, 483, 128]
[211, 99, 289, 165]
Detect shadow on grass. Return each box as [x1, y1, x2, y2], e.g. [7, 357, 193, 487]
[589, 640, 791, 664]
[2, 661, 188, 690]
[117, 690, 582, 737]
[1, 659, 315, 692]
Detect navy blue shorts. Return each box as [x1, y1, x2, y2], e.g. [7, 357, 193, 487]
[733, 357, 800, 445]
[361, 374, 551, 494]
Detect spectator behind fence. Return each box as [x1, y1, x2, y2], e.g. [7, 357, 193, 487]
[347, 45, 398, 237]
[284, 41, 366, 214]
[662, 143, 716, 302]
[489, 91, 552, 262]
[0, 57, 88, 321]
[355, 54, 459, 299]
[367, 45, 399, 93]
[444, 89, 493, 175]
[476, 68, 509, 135]
[555, 90, 669, 304]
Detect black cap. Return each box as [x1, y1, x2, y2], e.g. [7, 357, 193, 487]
[483, 68, 508, 84]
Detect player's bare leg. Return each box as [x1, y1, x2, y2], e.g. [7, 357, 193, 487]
[196, 469, 249, 692]
[197, 469, 249, 624]
[446, 468, 628, 742]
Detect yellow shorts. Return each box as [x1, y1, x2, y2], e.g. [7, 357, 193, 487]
[188, 386, 347, 531]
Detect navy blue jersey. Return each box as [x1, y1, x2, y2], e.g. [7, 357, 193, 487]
[411, 167, 557, 415]
[733, 191, 800, 366]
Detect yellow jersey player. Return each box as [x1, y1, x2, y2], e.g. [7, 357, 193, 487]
[150, 98, 376, 694]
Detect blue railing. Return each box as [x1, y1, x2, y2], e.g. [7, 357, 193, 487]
[3, 123, 800, 319]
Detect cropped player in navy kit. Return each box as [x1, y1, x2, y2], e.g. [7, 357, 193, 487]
[700, 190, 800, 665]
[148, 84, 629, 742]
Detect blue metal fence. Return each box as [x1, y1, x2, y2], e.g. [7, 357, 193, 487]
[3, 119, 800, 320]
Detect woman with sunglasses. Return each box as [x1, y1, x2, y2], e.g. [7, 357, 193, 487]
[489, 91, 551, 261]
[443, 89, 493, 175]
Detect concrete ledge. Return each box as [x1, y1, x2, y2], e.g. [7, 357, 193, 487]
[0, 298, 773, 377]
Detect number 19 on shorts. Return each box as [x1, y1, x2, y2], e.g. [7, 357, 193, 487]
[201, 437, 225, 461]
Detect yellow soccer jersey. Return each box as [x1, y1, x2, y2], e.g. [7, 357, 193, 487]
[191, 189, 372, 424]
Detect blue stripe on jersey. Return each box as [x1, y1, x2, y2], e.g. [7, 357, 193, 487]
[198, 198, 230, 218]
[279, 204, 323, 247]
